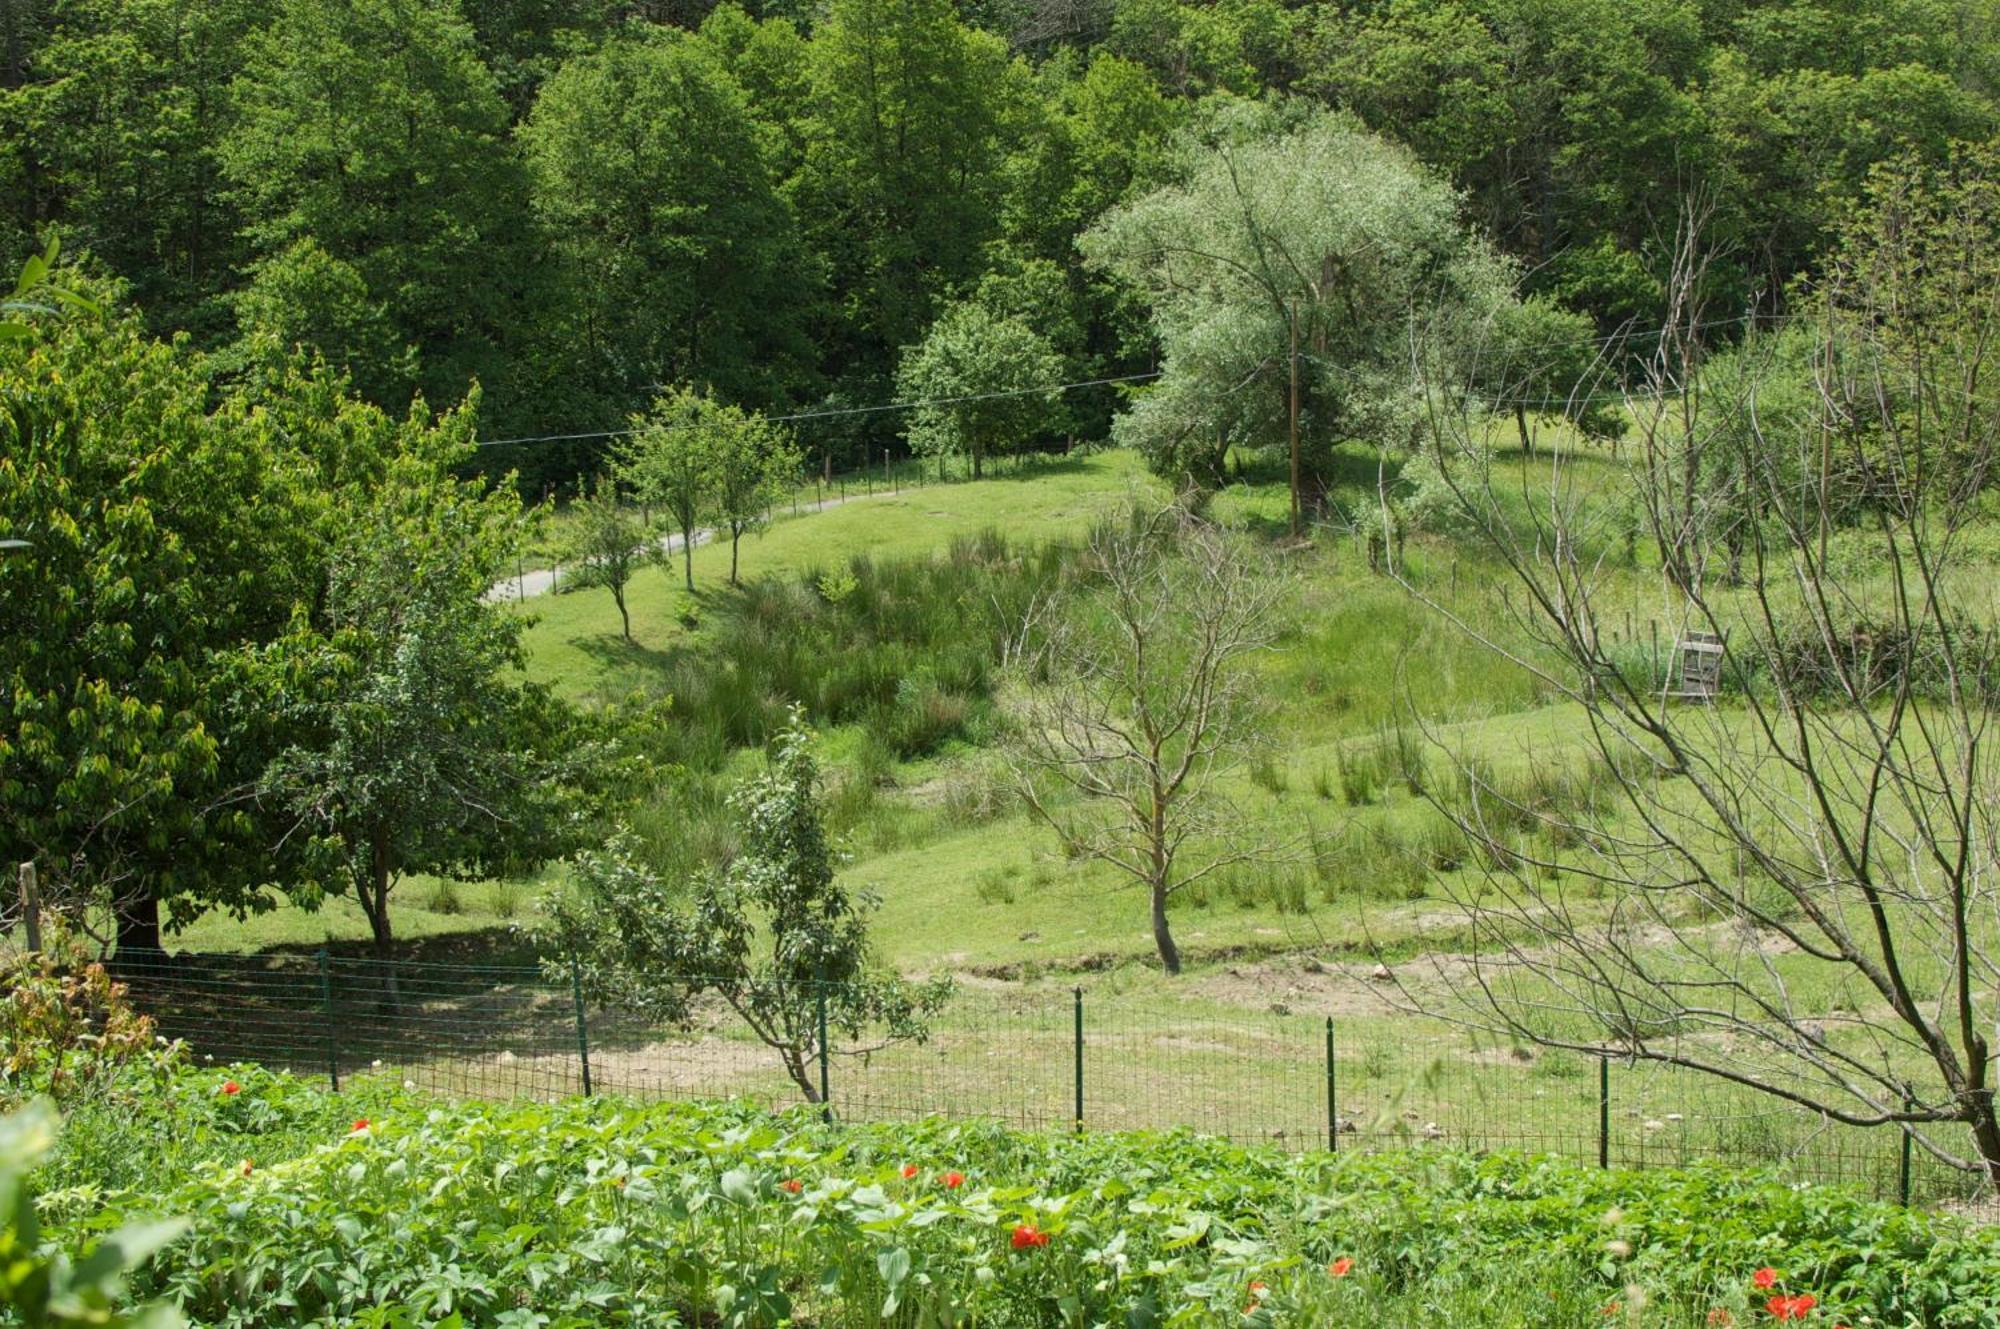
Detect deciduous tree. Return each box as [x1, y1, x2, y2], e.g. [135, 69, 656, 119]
[897, 301, 1064, 479]
[1007, 504, 1286, 975]
[543, 707, 951, 1103]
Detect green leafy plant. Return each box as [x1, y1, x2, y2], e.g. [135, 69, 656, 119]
[543, 707, 951, 1102]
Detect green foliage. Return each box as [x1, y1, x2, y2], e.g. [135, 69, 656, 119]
[558, 477, 651, 640]
[798, 0, 1027, 392]
[249, 401, 595, 956]
[220, 0, 526, 413]
[1082, 102, 1514, 489]
[1, 1100, 185, 1328]
[41, 1069, 2000, 1328]
[544, 708, 951, 1101]
[518, 31, 813, 430]
[0, 299, 324, 938]
[897, 300, 1065, 478]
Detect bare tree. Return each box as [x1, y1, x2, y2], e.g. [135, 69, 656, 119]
[1006, 503, 1287, 975]
[1401, 165, 2000, 1187]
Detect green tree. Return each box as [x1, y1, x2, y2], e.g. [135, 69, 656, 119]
[897, 300, 1064, 478]
[254, 402, 588, 963]
[797, 0, 1027, 394]
[0, 294, 326, 956]
[1472, 294, 1621, 454]
[543, 708, 951, 1103]
[560, 476, 651, 640]
[519, 33, 813, 431]
[618, 387, 718, 594]
[1082, 102, 1513, 501]
[16, 0, 255, 340]
[220, 0, 525, 417]
[708, 408, 801, 587]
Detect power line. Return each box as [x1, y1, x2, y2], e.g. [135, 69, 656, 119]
[473, 371, 1163, 450]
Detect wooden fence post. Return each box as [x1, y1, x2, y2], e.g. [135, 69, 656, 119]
[17, 862, 41, 954]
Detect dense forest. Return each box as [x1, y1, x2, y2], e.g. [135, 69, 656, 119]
[5, 0, 1996, 492]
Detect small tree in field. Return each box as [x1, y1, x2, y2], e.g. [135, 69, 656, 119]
[561, 475, 651, 639]
[259, 429, 588, 973]
[619, 386, 715, 593]
[897, 300, 1064, 479]
[709, 407, 801, 586]
[1007, 504, 1286, 974]
[543, 708, 951, 1102]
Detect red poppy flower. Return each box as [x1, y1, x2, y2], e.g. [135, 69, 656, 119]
[350, 1118, 370, 1133]
[1248, 1281, 1267, 1295]
[1328, 1257, 1353, 1278]
[1752, 1268, 1779, 1290]
[900, 1164, 919, 1179]
[1010, 1223, 1049, 1249]
[1765, 1294, 1816, 1321]
[940, 1170, 965, 1188]
[221, 1080, 241, 1096]
[780, 1178, 803, 1194]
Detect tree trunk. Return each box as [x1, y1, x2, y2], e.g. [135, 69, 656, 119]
[1151, 883, 1182, 976]
[681, 527, 694, 592]
[972, 445, 983, 480]
[362, 835, 399, 1005]
[614, 584, 630, 639]
[730, 528, 741, 586]
[1516, 405, 1534, 457]
[785, 1047, 822, 1104]
[113, 891, 163, 966]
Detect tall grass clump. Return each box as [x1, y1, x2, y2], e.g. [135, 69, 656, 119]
[645, 531, 1075, 771]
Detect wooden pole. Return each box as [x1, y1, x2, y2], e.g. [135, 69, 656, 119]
[17, 861, 41, 954]
[1288, 300, 1302, 539]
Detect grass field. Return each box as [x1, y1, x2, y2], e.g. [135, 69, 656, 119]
[143, 436, 2000, 1213]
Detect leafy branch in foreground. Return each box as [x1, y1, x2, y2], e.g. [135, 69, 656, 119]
[542, 707, 951, 1103]
[1402, 160, 2000, 1188]
[1, 1099, 184, 1327]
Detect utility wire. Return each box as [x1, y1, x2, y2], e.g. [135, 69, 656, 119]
[470, 312, 1787, 451]
[474, 370, 1163, 450]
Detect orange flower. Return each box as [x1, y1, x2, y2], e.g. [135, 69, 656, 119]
[350, 1118, 370, 1133]
[1707, 1311, 1734, 1326]
[1328, 1257, 1353, 1278]
[220, 1080, 241, 1096]
[1010, 1223, 1049, 1250]
[940, 1170, 965, 1188]
[900, 1164, 919, 1179]
[1752, 1268, 1779, 1290]
[239, 1159, 254, 1176]
[1765, 1294, 1816, 1321]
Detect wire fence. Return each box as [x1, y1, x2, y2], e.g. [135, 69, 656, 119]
[107, 950, 1987, 1209]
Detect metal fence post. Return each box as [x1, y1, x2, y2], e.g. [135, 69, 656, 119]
[570, 959, 593, 1097]
[317, 949, 339, 1092]
[1597, 1055, 1610, 1169]
[1326, 1017, 1338, 1152]
[1072, 987, 1084, 1135]
[816, 978, 831, 1123]
[1899, 1094, 1914, 1206]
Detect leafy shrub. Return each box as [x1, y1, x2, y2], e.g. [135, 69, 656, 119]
[1, 938, 178, 1106]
